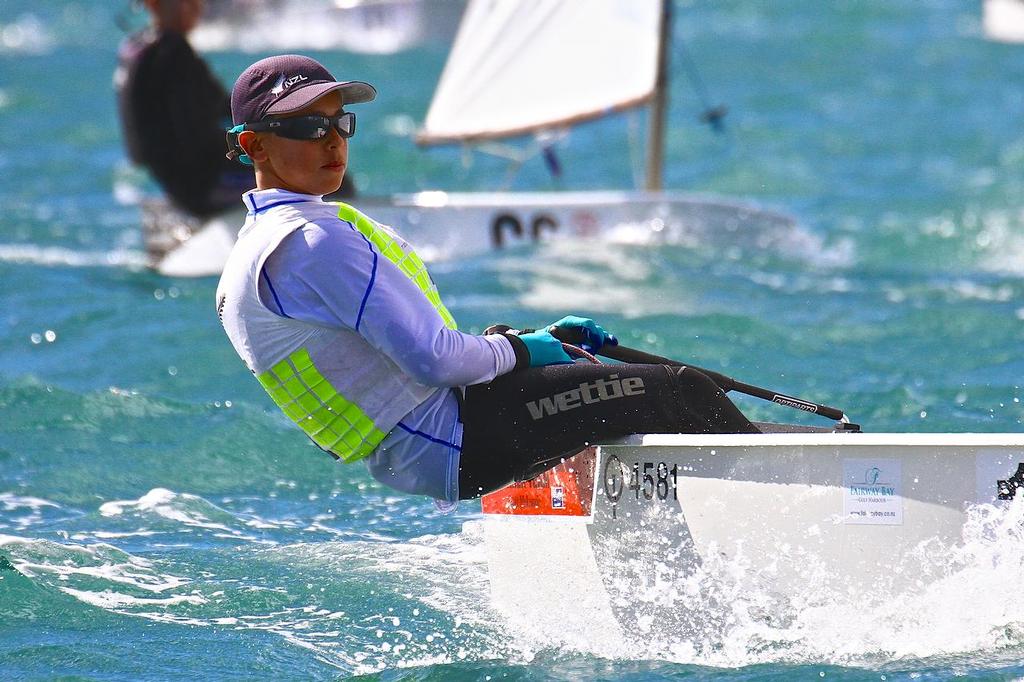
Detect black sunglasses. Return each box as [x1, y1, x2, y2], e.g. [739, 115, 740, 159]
[242, 111, 357, 140]
[226, 112, 356, 163]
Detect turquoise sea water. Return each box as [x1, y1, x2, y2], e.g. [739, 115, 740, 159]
[3, 0, 1024, 679]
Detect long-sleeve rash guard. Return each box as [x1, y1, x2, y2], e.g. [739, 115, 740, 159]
[250, 189, 516, 501]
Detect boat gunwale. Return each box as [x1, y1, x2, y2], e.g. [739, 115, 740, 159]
[607, 432, 1024, 448]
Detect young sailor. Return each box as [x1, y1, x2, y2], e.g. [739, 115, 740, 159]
[216, 55, 757, 506]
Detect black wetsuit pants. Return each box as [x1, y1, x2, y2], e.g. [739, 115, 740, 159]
[458, 363, 758, 499]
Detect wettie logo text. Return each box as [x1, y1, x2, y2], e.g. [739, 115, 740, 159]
[526, 374, 645, 420]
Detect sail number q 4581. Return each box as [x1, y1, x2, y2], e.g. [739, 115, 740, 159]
[602, 455, 679, 504]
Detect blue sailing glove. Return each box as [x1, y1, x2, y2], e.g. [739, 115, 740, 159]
[517, 330, 573, 367]
[546, 315, 618, 352]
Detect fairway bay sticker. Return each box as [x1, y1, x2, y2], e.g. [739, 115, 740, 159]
[843, 458, 903, 525]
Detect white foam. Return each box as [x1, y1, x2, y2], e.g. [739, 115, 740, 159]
[99, 488, 247, 536]
[0, 493, 59, 511]
[59, 587, 205, 609]
[71, 530, 159, 540]
[23, 496, 1018, 673]
[98, 488, 305, 541]
[0, 493, 62, 531]
[99, 488, 176, 516]
[949, 279, 1014, 303]
[507, 241, 693, 316]
[0, 243, 148, 270]
[112, 532, 512, 674]
[511, 497, 1024, 668]
[782, 499, 1024, 663]
[951, 206, 1024, 276]
[0, 536, 192, 595]
[0, 13, 55, 54]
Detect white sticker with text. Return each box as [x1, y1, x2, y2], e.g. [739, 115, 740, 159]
[843, 458, 902, 525]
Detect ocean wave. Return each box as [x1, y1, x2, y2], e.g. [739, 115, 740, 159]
[0, 379, 199, 432]
[0, 242, 149, 270]
[0, 493, 63, 532]
[470, 223, 854, 317]
[0, 534, 193, 595]
[98, 487, 303, 541]
[640, 217, 855, 270]
[211, 535, 486, 672]
[6, 495, 1023, 675]
[0, 527, 511, 675]
[0, 493, 59, 512]
[906, 205, 1024, 279]
[59, 587, 206, 609]
[0, 377, 380, 508]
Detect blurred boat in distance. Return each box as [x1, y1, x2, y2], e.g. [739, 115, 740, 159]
[190, 0, 465, 53]
[983, 0, 1024, 43]
[140, 0, 799, 277]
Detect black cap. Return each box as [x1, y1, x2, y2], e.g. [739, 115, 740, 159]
[230, 54, 376, 126]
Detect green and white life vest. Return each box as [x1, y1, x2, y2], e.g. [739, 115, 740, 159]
[216, 200, 456, 463]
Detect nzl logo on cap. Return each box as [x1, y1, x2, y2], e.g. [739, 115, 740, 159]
[271, 73, 309, 95]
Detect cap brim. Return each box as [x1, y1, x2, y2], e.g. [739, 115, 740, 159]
[266, 80, 377, 115]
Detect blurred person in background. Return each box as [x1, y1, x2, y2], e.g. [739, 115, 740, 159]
[114, 0, 355, 219]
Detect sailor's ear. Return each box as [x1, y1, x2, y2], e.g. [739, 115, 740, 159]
[238, 131, 269, 164]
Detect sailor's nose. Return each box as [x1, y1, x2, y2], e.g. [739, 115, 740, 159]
[325, 125, 344, 147]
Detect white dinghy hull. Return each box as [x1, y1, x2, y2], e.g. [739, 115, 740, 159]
[476, 433, 1024, 643]
[143, 190, 797, 277]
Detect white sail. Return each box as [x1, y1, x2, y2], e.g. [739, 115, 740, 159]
[418, 0, 663, 144]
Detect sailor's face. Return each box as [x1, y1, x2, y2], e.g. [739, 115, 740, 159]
[254, 92, 348, 196]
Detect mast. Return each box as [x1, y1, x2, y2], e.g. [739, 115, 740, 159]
[645, 0, 671, 191]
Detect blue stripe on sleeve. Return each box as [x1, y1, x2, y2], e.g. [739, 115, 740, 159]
[397, 421, 462, 452]
[260, 268, 292, 318]
[346, 223, 377, 332]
